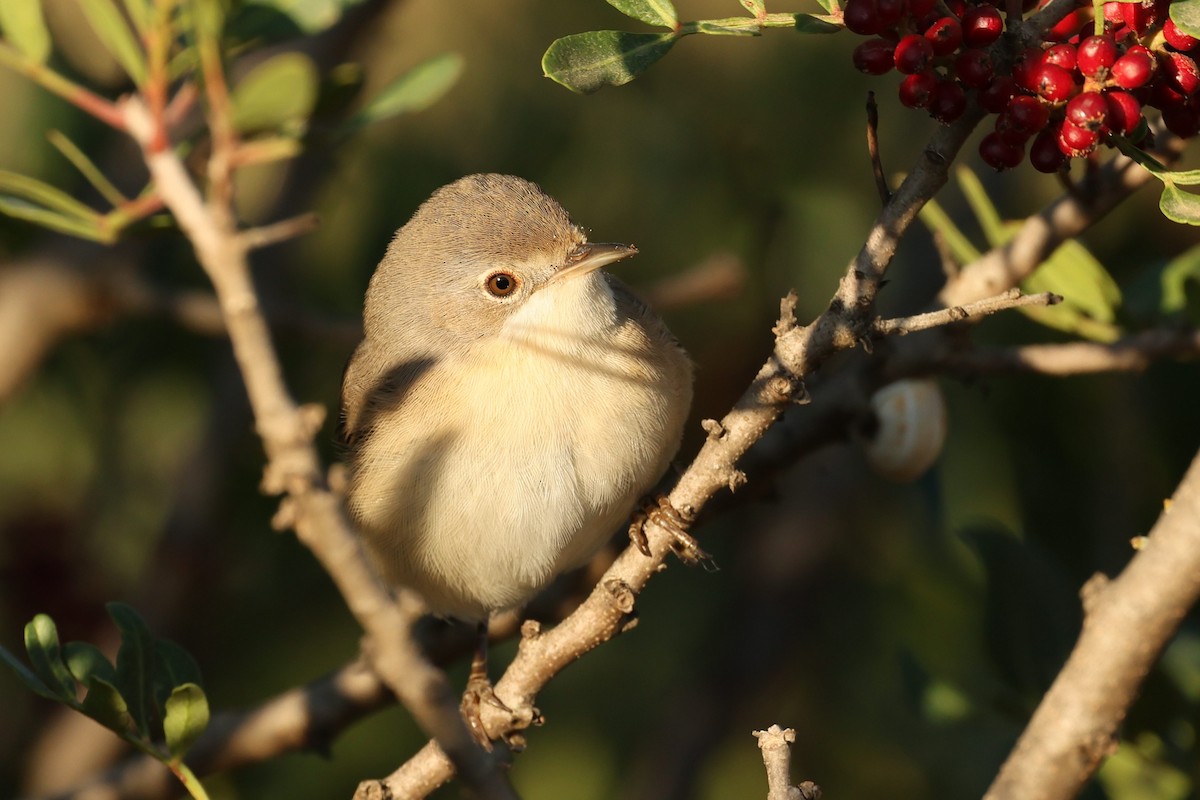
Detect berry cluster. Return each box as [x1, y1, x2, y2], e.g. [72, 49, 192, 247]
[847, 0, 1200, 172]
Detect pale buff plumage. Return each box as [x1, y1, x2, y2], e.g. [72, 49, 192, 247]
[340, 174, 692, 620]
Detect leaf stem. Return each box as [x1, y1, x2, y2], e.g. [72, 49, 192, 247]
[0, 43, 125, 130]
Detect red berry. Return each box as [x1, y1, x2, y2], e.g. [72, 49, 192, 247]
[1164, 18, 1200, 51]
[1042, 44, 1077, 72]
[854, 39, 897, 74]
[955, 48, 995, 88]
[924, 16, 963, 55]
[1030, 126, 1068, 171]
[899, 72, 938, 108]
[929, 79, 967, 123]
[909, 0, 937, 17]
[962, 4, 1004, 47]
[877, 0, 907, 26]
[1046, 8, 1089, 41]
[1005, 94, 1051, 133]
[1103, 90, 1141, 134]
[1103, 1, 1123, 25]
[979, 75, 1018, 113]
[1065, 91, 1109, 130]
[894, 33, 934, 74]
[1152, 79, 1189, 110]
[1121, 1, 1158, 35]
[1076, 35, 1118, 78]
[1058, 119, 1099, 154]
[1162, 52, 1200, 96]
[980, 131, 1025, 170]
[1163, 104, 1200, 137]
[1111, 49, 1155, 89]
[1012, 47, 1043, 90]
[844, 0, 881, 35]
[1030, 63, 1075, 102]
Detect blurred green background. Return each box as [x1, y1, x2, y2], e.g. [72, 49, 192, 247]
[1, 0, 1199, 798]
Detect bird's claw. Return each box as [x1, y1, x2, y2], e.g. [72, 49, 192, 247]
[628, 495, 714, 569]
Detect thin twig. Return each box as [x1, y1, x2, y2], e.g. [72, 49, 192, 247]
[871, 289, 1060, 337]
[930, 327, 1200, 376]
[237, 213, 320, 252]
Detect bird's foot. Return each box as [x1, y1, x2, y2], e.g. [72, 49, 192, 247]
[461, 667, 512, 750]
[628, 494, 714, 569]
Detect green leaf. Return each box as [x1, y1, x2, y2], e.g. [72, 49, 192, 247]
[793, 13, 842, 32]
[47, 130, 128, 208]
[918, 198, 982, 265]
[108, 602, 156, 737]
[1160, 243, 1200, 314]
[741, 0, 766, 14]
[163, 683, 210, 761]
[1171, 0, 1200, 39]
[1022, 239, 1123, 341]
[813, 0, 840, 14]
[78, 0, 147, 84]
[246, 0, 363, 34]
[24, 615, 77, 700]
[957, 167, 1006, 247]
[0, 198, 107, 241]
[0, 170, 100, 221]
[231, 52, 319, 133]
[1160, 182, 1200, 225]
[607, 0, 677, 27]
[152, 639, 203, 711]
[80, 676, 136, 734]
[64, 641, 119, 687]
[120, 0, 152, 35]
[342, 52, 463, 134]
[0, 644, 63, 701]
[542, 30, 677, 94]
[0, 0, 51, 63]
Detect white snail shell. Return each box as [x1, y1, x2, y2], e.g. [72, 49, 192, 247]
[861, 378, 947, 483]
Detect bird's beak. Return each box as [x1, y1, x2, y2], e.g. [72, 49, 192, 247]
[553, 242, 638, 281]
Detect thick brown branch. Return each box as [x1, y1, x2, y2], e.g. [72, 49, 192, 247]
[984, 446, 1200, 800]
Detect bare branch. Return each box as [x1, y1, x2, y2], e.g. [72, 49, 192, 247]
[928, 327, 1200, 376]
[754, 725, 821, 800]
[866, 92, 890, 206]
[871, 289, 1061, 338]
[984, 447, 1200, 800]
[237, 212, 320, 252]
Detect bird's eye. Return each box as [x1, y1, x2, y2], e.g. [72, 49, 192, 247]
[485, 272, 518, 297]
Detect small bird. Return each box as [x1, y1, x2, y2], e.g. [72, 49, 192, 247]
[340, 174, 694, 624]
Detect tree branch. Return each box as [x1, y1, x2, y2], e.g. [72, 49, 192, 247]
[984, 445, 1200, 800]
[871, 289, 1061, 338]
[754, 725, 820, 800]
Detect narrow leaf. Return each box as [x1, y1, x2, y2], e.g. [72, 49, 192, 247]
[120, 0, 152, 35]
[0, 0, 52, 63]
[0, 644, 63, 701]
[1171, 0, 1200, 39]
[64, 641, 119, 687]
[78, 0, 148, 84]
[1160, 182, 1200, 225]
[230, 52, 318, 133]
[47, 130, 129, 207]
[1022, 240, 1123, 341]
[343, 52, 463, 134]
[608, 0, 677, 27]
[0, 198, 108, 241]
[0, 170, 100, 220]
[108, 602, 156, 737]
[794, 13, 842, 32]
[163, 683, 210, 760]
[24, 615, 77, 699]
[80, 676, 136, 734]
[813, 0, 840, 14]
[918, 198, 982, 265]
[741, 0, 767, 15]
[153, 639, 203, 710]
[542, 30, 677, 94]
[957, 167, 1006, 246]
